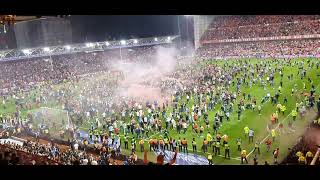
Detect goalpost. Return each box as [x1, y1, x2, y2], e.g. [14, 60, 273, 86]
[41, 107, 72, 129]
[30, 106, 73, 133]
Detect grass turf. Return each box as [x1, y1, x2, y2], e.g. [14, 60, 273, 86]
[1, 57, 319, 165]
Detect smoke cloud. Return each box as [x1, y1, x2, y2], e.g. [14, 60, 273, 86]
[110, 45, 180, 105]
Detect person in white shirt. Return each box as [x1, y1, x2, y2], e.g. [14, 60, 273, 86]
[108, 138, 113, 147]
[74, 143, 79, 151]
[91, 160, 98, 165]
[182, 122, 187, 134]
[226, 112, 230, 121]
[113, 121, 118, 129]
[198, 109, 202, 118]
[82, 159, 88, 165]
[171, 119, 176, 129]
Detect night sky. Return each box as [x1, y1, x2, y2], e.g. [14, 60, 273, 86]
[70, 15, 194, 44]
[0, 15, 194, 50]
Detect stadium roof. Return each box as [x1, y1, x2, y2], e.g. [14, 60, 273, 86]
[14, 16, 68, 23]
[0, 35, 179, 62]
[14, 16, 40, 22]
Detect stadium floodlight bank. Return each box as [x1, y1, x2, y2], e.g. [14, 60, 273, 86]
[0, 35, 179, 62]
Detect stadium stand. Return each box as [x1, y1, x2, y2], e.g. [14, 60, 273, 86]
[1, 16, 320, 165]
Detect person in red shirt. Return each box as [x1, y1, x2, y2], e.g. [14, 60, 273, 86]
[273, 148, 280, 164]
[194, 114, 198, 121]
[193, 123, 198, 134]
[114, 127, 119, 135]
[265, 138, 272, 152]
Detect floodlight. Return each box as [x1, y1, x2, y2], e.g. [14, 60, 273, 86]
[154, 38, 158, 41]
[65, 45, 71, 50]
[22, 49, 31, 54]
[86, 43, 93, 47]
[133, 39, 138, 44]
[43, 47, 50, 52]
[105, 42, 110, 46]
[120, 40, 126, 45]
[167, 36, 171, 40]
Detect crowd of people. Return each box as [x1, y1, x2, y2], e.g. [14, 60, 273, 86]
[208, 15, 320, 29]
[0, 44, 169, 97]
[197, 39, 320, 59]
[0, 43, 182, 165]
[1, 53, 319, 165]
[201, 15, 320, 41]
[1, 16, 320, 165]
[197, 16, 320, 60]
[0, 134, 144, 165]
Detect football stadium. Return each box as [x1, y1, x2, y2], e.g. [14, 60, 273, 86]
[0, 15, 320, 165]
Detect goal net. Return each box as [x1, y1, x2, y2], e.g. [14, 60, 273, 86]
[29, 107, 72, 138]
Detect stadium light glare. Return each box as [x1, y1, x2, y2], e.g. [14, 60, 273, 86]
[120, 40, 126, 45]
[65, 45, 71, 50]
[22, 49, 31, 55]
[43, 47, 50, 52]
[86, 43, 93, 47]
[133, 39, 138, 44]
[154, 38, 158, 41]
[105, 42, 110, 46]
[167, 36, 171, 40]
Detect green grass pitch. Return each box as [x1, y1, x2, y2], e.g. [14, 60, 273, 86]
[1, 57, 319, 164]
